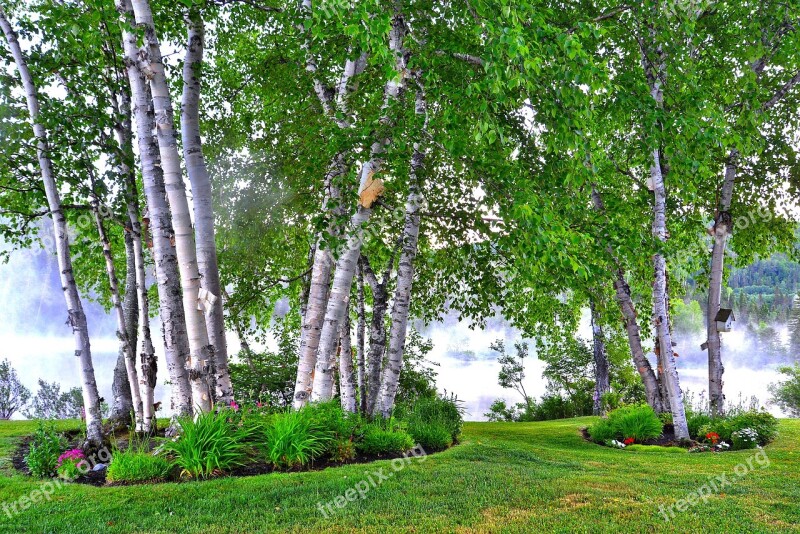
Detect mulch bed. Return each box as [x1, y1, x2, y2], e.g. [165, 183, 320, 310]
[12, 431, 440, 487]
[580, 424, 698, 449]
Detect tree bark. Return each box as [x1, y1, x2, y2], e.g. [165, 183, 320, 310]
[650, 149, 690, 439]
[95, 208, 143, 431]
[181, 10, 232, 405]
[293, 155, 347, 408]
[310, 12, 410, 401]
[131, 0, 213, 411]
[707, 151, 736, 416]
[589, 299, 610, 416]
[361, 255, 390, 416]
[109, 230, 136, 427]
[0, 8, 103, 444]
[118, 0, 193, 417]
[376, 85, 428, 417]
[591, 186, 665, 412]
[356, 263, 367, 415]
[339, 304, 357, 412]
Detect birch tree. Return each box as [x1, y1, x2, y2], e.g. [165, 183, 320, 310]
[0, 7, 103, 444]
[118, 0, 194, 417]
[128, 0, 213, 411]
[181, 7, 232, 405]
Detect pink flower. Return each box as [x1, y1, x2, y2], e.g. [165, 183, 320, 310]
[229, 400, 240, 411]
[256, 402, 263, 408]
[57, 449, 85, 467]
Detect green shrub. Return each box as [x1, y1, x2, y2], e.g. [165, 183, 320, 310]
[687, 413, 712, 440]
[329, 438, 356, 462]
[398, 394, 463, 443]
[587, 417, 616, 443]
[304, 400, 361, 454]
[160, 409, 253, 479]
[260, 410, 330, 469]
[728, 410, 778, 446]
[408, 422, 452, 452]
[24, 421, 67, 478]
[107, 448, 173, 483]
[356, 425, 414, 456]
[730, 428, 759, 450]
[625, 445, 687, 454]
[588, 405, 663, 444]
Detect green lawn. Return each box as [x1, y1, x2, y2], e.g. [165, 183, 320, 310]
[1, 417, 798, 533]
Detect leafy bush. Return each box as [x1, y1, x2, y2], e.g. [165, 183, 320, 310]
[399, 394, 463, 443]
[56, 449, 88, 481]
[356, 424, 414, 456]
[160, 409, 253, 479]
[408, 422, 452, 452]
[588, 417, 616, 443]
[588, 405, 663, 444]
[24, 420, 67, 478]
[304, 400, 361, 453]
[107, 448, 173, 483]
[687, 413, 712, 440]
[728, 410, 778, 446]
[731, 428, 759, 450]
[329, 438, 356, 462]
[260, 410, 330, 469]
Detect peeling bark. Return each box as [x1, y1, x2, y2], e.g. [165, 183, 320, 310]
[339, 304, 357, 413]
[361, 255, 390, 416]
[131, 0, 213, 411]
[356, 264, 367, 415]
[118, 0, 193, 417]
[181, 10, 232, 405]
[0, 9, 103, 444]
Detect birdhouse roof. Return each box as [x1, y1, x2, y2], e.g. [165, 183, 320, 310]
[714, 308, 734, 322]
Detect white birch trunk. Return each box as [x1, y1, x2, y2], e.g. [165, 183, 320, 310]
[0, 9, 103, 445]
[131, 0, 213, 412]
[311, 13, 410, 401]
[94, 207, 144, 431]
[707, 152, 736, 416]
[181, 10, 232, 405]
[376, 86, 427, 417]
[108, 231, 136, 426]
[293, 156, 346, 408]
[339, 306, 357, 412]
[650, 149, 690, 439]
[118, 0, 194, 417]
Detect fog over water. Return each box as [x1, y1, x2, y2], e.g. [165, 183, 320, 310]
[0, 239, 793, 420]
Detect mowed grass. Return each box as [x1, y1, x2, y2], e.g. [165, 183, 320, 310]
[0, 418, 798, 533]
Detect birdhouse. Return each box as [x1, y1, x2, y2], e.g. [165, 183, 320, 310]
[714, 308, 735, 332]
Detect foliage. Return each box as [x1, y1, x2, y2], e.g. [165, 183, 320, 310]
[671, 299, 704, 335]
[107, 446, 173, 484]
[698, 410, 779, 448]
[397, 393, 463, 443]
[301, 400, 359, 457]
[589, 405, 663, 445]
[491, 339, 532, 410]
[0, 359, 30, 419]
[769, 364, 800, 417]
[407, 422, 452, 452]
[259, 410, 330, 469]
[355, 425, 414, 456]
[22, 380, 84, 420]
[229, 318, 298, 409]
[395, 328, 439, 405]
[56, 449, 87, 481]
[24, 420, 67, 478]
[160, 410, 253, 479]
[687, 413, 713, 440]
[328, 438, 356, 463]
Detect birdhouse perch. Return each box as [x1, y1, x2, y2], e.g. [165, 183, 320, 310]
[714, 308, 735, 332]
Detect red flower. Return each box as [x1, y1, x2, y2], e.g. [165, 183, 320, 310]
[705, 431, 720, 444]
[624, 437, 635, 445]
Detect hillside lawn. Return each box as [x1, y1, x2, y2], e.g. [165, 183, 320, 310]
[0, 417, 798, 533]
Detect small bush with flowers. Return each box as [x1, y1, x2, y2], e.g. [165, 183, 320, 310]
[56, 449, 89, 481]
[731, 428, 760, 450]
